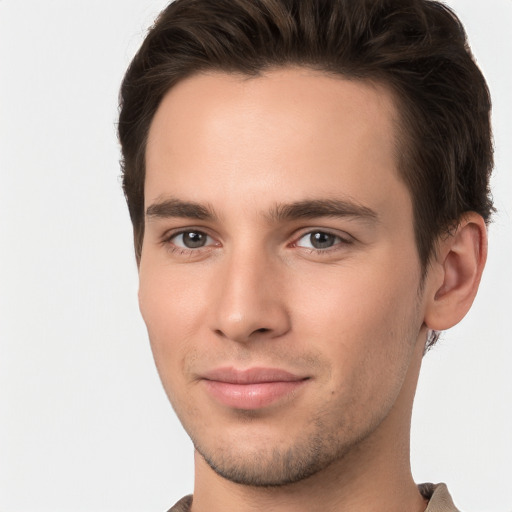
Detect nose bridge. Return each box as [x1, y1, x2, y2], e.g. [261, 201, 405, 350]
[210, 242, 289, 342]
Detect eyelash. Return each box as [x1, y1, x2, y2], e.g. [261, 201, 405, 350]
[160, 228, 353, 257]
[292, 230, 353, 255]
[161, 229, 218, 256]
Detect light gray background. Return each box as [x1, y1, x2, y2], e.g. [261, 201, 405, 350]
[0, 1, 510, 511]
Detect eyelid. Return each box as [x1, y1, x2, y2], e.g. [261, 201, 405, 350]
[160, 226, 221, 252]
[293, 227, 353, 243]
[161, 225, 215, 241]
[291, 228, 354, 253]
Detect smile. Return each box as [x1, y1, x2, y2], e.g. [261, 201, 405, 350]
[200, 367, 309, 410]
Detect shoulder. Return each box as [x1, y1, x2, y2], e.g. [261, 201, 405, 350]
[419, 483, 461, 512]
[166, 494, 193, 512]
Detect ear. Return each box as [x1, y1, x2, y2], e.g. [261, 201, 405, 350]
[424, 213, 488, 331]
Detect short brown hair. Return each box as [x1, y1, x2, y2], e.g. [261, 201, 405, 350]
[118, 0, 493, 278]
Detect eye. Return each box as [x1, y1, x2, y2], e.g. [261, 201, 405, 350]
[170, 230, 214, 249]
[295, 231, 346, 250]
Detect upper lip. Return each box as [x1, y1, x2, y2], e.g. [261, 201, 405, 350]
[201, 367, 308, 384]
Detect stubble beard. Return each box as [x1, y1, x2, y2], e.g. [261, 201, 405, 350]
[188, 410, 378, 488]
[170, 295, 424, 489]
[195, 421, 339, 487]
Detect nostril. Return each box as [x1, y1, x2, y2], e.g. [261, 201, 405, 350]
[213, 326, 270, 340]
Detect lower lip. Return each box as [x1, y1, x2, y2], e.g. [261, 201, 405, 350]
[203, 380, 307, 410]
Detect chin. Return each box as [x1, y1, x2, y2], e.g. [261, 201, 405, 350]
[189, 414, 362, 488]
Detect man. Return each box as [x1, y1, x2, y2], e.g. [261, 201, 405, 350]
[118, 0, 493, 510]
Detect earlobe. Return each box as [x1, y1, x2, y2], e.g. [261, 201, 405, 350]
[424, 213, 487, 331]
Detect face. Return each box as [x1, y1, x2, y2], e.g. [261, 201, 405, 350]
[139, 68, 429, 486]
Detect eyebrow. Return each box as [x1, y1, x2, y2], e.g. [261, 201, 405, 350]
[145, 197, 378, 223]
[267, 199, 378, 223]
[146, 198, 216, 220]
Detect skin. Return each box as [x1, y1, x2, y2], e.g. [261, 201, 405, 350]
[138, 68, 486, 512]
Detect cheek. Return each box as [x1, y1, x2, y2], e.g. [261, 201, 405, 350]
[293, 257, 420, 332]
[290, 257, 422, 391]
[138, 261, 208, 383]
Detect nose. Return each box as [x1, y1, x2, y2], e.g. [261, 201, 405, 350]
[209, 248, 291, 343]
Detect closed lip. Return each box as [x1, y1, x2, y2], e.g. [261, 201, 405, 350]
[199, 367, 309, 410]
[200, 367, 308, 384]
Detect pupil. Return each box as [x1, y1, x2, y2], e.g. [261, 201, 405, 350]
[310, 232, 335, 249]
[184, 231, 205, 248]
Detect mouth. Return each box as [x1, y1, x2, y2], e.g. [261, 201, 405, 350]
[200, 367, 309, 410]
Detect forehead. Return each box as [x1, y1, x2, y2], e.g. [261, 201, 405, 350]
[145, 67, 405, 217]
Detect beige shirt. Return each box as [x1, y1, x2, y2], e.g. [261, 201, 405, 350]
[420, 483, 460, 512]
[167, 482, 460, 512]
